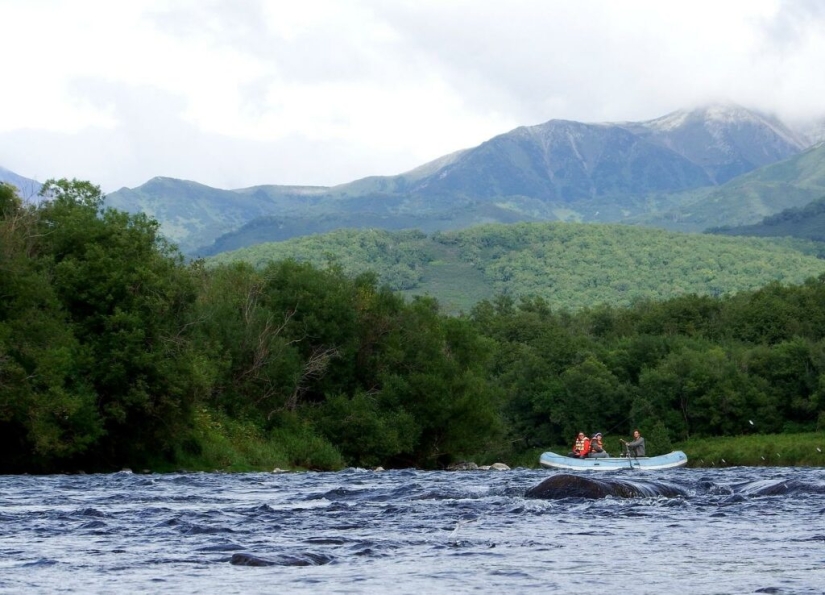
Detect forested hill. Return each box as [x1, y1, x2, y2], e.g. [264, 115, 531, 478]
[708, 195, 825, 247]
[208, 222, 825, 313]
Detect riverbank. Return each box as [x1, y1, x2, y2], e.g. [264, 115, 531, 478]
[508, 432, 825, 469]
[154, 422, 825, 473]
[675, 432, 825, 468]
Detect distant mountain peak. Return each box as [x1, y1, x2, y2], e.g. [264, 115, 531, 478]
[643, 103, 776, 131]
[0, 165, 43, 201]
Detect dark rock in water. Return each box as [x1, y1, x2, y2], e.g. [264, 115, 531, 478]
[524, 473, 689, 499]
[230, 552, 334, 567]
[278, 552, 334, 566]
[230, 553, 276, 566]
[740, 480, 795, 497]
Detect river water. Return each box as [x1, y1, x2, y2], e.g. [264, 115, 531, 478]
[1, 466, 823, 594]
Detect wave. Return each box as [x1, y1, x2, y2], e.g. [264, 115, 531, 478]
[525, 472, 825, 500]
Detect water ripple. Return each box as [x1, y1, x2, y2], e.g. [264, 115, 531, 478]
[0, 467, 822, 593]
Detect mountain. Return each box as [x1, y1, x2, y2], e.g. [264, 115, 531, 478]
[104, 177, 330, 253]
[104, 103, 815, 255]
[0, 166, 42, 201]
[792, 116, 825, 146]
[627, 104, 806, 183]
[636, 142, 825, 232]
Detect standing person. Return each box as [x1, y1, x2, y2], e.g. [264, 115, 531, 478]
[568, 432, 591, 458]
[587, 432, 608, 458]
[620, 429, 646, 457]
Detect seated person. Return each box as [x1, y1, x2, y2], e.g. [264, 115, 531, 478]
[586, 432, 609, 458]
[620, 429, 646, 457]
[568, 432, 590, 458]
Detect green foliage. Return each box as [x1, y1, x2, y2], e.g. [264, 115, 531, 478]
[645, 420, 674, 456]
[6, 176, 825, 472]
[709, 195, 825, 246]
[163, 408, 344, 472]
[0, 178, 202, 471]
[0, 183, 102, 470]
[188, 261, 305, 420]
[310, 391, 418, 468]
[676, 432, 825, 467]
[35, 179, 200, 465]
[0, 182, 22, 216]
[210, 228, 434, 291]
[211, 222, 825, 314]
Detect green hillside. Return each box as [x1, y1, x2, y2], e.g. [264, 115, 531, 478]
[209, 222, 825, 312]
[105, 177, 329, 253]
[708, 195, 825, 250]
[639, 143, 825, 232]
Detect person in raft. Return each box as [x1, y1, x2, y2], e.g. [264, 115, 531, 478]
[620, 429, 646, 458]
[568, 432, 591, 458]
[587, 432, 609, 458]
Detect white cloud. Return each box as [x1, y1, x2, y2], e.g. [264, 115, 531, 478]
[1, 0, 823, 191]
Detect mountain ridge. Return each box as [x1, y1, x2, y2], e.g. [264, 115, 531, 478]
[6, 102, 822, 255]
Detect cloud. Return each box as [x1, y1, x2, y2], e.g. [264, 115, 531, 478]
[1, 0, 824, 191]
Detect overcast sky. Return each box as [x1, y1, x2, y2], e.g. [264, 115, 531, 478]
[1, 0, 824, 192]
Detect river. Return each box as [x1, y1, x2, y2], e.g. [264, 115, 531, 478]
[1, 466, 823, 594]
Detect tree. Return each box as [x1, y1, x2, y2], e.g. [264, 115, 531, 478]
[0, 183, 103, 471]
[29, 179, 201, 466]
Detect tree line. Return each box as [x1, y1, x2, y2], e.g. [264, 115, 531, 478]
[1, 179, 823, 473]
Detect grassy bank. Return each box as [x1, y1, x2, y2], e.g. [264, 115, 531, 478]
[676, 432, 825, 468]
[149, 413, 825, 472]
[510, 432, 825, 469]
[148, 409, 346, 473]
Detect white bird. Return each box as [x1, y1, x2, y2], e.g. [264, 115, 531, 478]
[817, 447, 822, 453]
[721, 459, 726, 464]
[749, 420, 754, 425]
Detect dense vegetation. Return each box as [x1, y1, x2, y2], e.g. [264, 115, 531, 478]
[210, 223, 825, 313]
[708, 195, 825, 252]
[638, 142, 825, 232]
[2, 180, 824, 474]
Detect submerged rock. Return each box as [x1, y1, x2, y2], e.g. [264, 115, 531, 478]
[230, 552, 333, 567]
[230, 553, 276, 567]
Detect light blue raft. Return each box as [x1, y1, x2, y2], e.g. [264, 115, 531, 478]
[539, 450, 688, 471]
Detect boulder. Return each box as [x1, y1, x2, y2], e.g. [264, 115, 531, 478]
[525, 473, 688, 499]
[447, 462, 479, 471]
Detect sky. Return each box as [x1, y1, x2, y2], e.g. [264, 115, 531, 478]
[1, 0, 824, 192]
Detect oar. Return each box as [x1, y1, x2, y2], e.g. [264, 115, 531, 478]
[619, 439, 635, 469]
